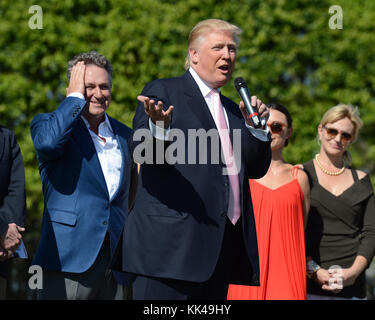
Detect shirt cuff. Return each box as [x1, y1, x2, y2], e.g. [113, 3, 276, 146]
[67, 92, 85, 100]
[245, 118, 271, 142]
[149, 118, 171, 141]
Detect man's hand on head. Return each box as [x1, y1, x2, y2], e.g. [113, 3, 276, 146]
[67, 61, 86, 96]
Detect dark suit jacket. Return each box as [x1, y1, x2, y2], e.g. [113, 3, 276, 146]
[31, 97, 132, 284]
[119, 71, 271, 284]
[0, 126, 26, 278]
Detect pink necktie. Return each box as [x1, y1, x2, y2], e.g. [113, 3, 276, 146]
[210, 89, 241, 225]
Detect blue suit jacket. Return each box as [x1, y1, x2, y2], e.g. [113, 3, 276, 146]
[118, 72, 271, 284]
[31, 97, 132, 281]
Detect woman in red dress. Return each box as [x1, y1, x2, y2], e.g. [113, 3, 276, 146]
[227, 103, 310, 300]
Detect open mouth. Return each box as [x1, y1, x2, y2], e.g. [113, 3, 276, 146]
[218, 65, 230, 72]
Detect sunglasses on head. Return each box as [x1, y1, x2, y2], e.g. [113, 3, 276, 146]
[267, 121, 287, 134]
[323, 125, 353, 143]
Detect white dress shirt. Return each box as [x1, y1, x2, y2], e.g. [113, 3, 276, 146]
[68, 92, 122, 200]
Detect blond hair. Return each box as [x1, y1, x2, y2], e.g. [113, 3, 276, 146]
[184, 19, 242, 70]
[320, 104, 363, 166]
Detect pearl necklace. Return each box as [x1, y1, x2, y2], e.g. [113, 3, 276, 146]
[315, 154, 345, 176]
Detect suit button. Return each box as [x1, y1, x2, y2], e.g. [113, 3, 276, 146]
[221, 212, 227, 217]
[102, 221, 108, 225]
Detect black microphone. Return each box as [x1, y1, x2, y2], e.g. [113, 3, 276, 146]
[234, 77, 262, 128]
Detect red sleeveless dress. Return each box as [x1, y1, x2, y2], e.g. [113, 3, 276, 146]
[227, 178, 307, 300]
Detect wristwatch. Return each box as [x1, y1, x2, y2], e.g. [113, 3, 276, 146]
[307, 259, 321, 279]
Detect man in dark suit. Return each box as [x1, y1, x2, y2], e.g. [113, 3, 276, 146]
[117, 19, 272, 299]
[0, 126, 26, 299]
[31, 51, 133, 299]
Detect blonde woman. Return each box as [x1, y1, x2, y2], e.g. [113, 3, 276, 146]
[303, 104, 375, 300]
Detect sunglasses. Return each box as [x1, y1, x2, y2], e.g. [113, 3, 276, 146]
[323, 126, 353, 143]
[267, 121, 287, 134]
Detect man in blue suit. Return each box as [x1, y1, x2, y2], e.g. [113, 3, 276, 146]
[31, 51, 133, 299]
[115, 19, 272, 299]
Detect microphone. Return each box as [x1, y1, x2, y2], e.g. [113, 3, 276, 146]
[234, 77, 262, 128]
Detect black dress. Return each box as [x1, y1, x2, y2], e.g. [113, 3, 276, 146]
[304, 160, 375, 298]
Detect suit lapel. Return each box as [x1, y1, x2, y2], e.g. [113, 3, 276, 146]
[182, 71, 241, 140]
[182, 71, 244, 172]
[180, 71, 246, 181]
[72, 118, 108, 197]
[182, 72, 217, 132]
[220, 93, 246, 190]
[221, 95, 241, 143]
[108, 117, 131, 200]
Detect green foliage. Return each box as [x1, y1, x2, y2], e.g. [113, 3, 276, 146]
[1, 0, 375, 298]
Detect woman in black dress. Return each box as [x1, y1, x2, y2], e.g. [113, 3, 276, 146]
[303, 104, 375, 299]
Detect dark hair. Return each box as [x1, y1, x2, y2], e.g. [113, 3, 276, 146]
[267, 102, 293, 147]
[67, 51, 113, 87]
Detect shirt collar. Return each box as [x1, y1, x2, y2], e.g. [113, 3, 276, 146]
[81, 113, 113, 134]
[189, 67, 221, 98]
